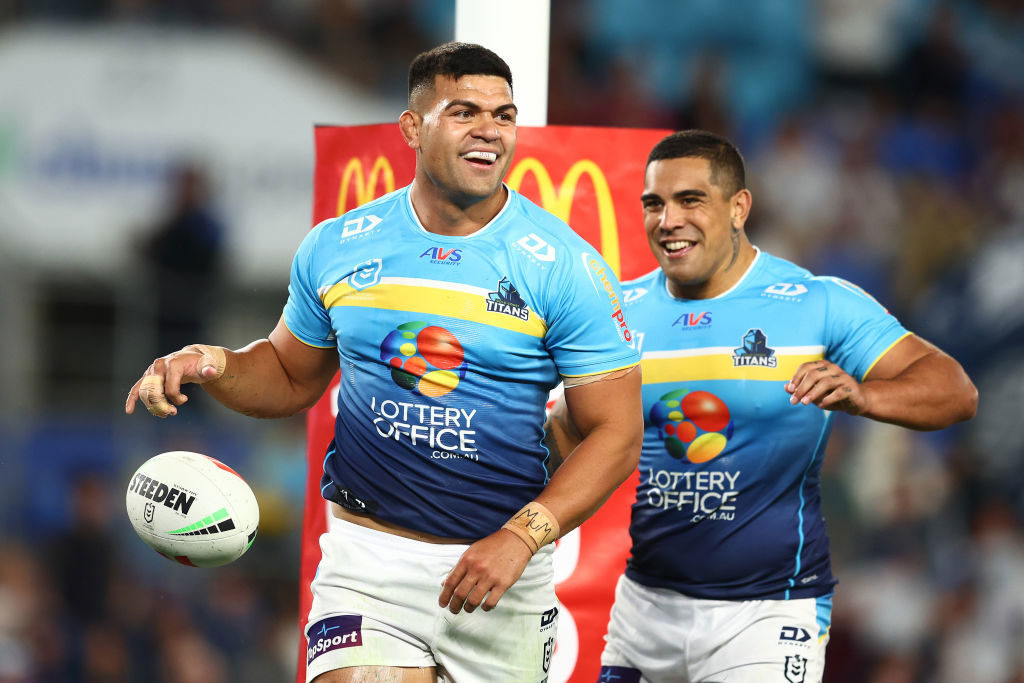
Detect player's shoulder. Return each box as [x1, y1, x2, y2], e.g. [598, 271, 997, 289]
[754, 251, 888, 311]
[310, 187, 409, 243]
[504, 189, 592, 253]
[621, 268, 663, 307]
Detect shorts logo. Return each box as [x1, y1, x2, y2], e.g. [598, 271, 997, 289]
[784, 654, 807, 682]
[732, 328, 778, 367]
[379, 322, 468, 398]
[540, 606, 558, 631]
[542, 636, 554, 673]
[780, 626, 811, 643]
[485, 277, 530, 321]
[306, 615, 363, 665]
[598, 666, 642, 682]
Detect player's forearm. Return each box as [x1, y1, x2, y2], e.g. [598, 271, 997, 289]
[535, 421, 641, 535]
[202, 339, 328, 418]
[861, 352, 978, 430]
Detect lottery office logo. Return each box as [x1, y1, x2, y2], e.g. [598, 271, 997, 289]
[375, 322, 477, 461]
[647, 388, 739, 522]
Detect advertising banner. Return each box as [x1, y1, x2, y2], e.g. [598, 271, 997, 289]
[300, 123, 668, 682]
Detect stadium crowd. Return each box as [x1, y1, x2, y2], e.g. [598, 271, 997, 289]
[1, 0, 1023, 681]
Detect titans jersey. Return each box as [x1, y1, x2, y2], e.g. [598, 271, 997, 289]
[284, 186, 638, 539]
[623, 249, 909, 600]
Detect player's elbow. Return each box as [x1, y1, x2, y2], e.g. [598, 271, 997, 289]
[954, 378, 979, 424]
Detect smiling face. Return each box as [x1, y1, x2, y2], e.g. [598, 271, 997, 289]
[401, 74, 517, 212]
[641, 156, 754, 299]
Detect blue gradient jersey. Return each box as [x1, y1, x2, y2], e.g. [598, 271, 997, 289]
[622, 249, 909, 600]
[283, 186, 638, 539]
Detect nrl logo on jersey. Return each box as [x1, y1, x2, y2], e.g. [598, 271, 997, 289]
[486, 277, 530, 321]
[732, 328, 778, 367]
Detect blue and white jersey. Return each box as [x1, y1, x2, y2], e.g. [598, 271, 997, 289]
[283, 185, 639, 539]
[622, 249, 909, 600]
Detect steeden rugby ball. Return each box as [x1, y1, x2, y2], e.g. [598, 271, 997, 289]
[125, 451, 259, 567]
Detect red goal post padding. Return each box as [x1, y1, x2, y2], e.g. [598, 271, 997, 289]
[299, 123, 667, 682]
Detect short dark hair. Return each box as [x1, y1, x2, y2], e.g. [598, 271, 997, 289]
[647, 130, 746, 196]
[408, 42, 513, 110]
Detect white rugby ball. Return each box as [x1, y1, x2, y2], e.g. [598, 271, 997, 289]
[125, 451, 259, 568]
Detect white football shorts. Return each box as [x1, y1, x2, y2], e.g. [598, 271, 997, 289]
[305, 517, 559, 682]
[600, 574, 831, 683]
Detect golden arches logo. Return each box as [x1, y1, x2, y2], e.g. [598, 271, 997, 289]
[337, 156, 396, 215]
[507, 158, 621, 276]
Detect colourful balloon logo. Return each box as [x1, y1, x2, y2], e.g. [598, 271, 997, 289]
[649, 388, 733, 463]
[379, 322, 467, 397]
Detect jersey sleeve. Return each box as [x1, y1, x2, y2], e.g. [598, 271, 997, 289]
[543, 249, 640, 377]
[282, 220, 335, 348]
[820, 276, 910, 380]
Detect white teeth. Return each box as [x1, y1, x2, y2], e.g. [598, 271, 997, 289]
[462, 151, 497, 163]
[665, 240, 695, 251]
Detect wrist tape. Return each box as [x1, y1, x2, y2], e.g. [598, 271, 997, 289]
[501, 501, 560, 554]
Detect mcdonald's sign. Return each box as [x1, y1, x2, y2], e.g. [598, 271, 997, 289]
[337, 155, 396, 215]
[303, 123, 668, 683]
[507, 157, 621, 276]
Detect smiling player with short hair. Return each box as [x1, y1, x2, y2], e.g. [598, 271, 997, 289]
[127, 42, 643, 683]
[548, 129, 977, 683]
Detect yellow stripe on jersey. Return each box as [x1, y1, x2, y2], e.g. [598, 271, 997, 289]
[321, 279, 548, 338]
[641, 348, 825, 383]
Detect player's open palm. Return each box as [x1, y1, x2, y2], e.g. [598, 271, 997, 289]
[126, 344, 225, 418]
[785, 360, 867, 416]
[439, 528, 534, 615]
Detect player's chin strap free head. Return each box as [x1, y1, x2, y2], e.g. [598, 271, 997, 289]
[501, 501, 561, 554]
[138, 344, 227, 418]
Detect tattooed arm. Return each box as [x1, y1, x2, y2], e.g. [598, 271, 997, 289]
[785, 334, 977, 430]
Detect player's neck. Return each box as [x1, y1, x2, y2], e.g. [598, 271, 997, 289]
[668, 243, 758, 300]
[409, 179, 508, 237]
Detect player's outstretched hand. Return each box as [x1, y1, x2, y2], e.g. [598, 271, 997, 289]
[786, 359, 867, 416]
[439, 528, 534, 615]
[125, 344, 226, 418]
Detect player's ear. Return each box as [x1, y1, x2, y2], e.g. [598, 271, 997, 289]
[731, 188, 753, 229]
[399, 110, 421, 150]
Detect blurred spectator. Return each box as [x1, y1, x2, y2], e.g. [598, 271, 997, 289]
[142, 162, 225, 356]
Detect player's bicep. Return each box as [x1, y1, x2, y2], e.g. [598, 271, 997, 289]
[268, 316, 339, 405]
[563, 366, 642, 439]
[863, 334, 935, 381]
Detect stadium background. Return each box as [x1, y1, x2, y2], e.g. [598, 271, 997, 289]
[1, 1, 1022, 681]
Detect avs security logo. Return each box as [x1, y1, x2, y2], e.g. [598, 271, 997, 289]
[672, 311, 712, 330]
[306, 615, 363, 666]
[486, 277, 530, 321]
[379, 322, 468, 398]
[420, 246, 463, 266]
[733, 329, 778, 368]
[649, 388, 734, 463]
